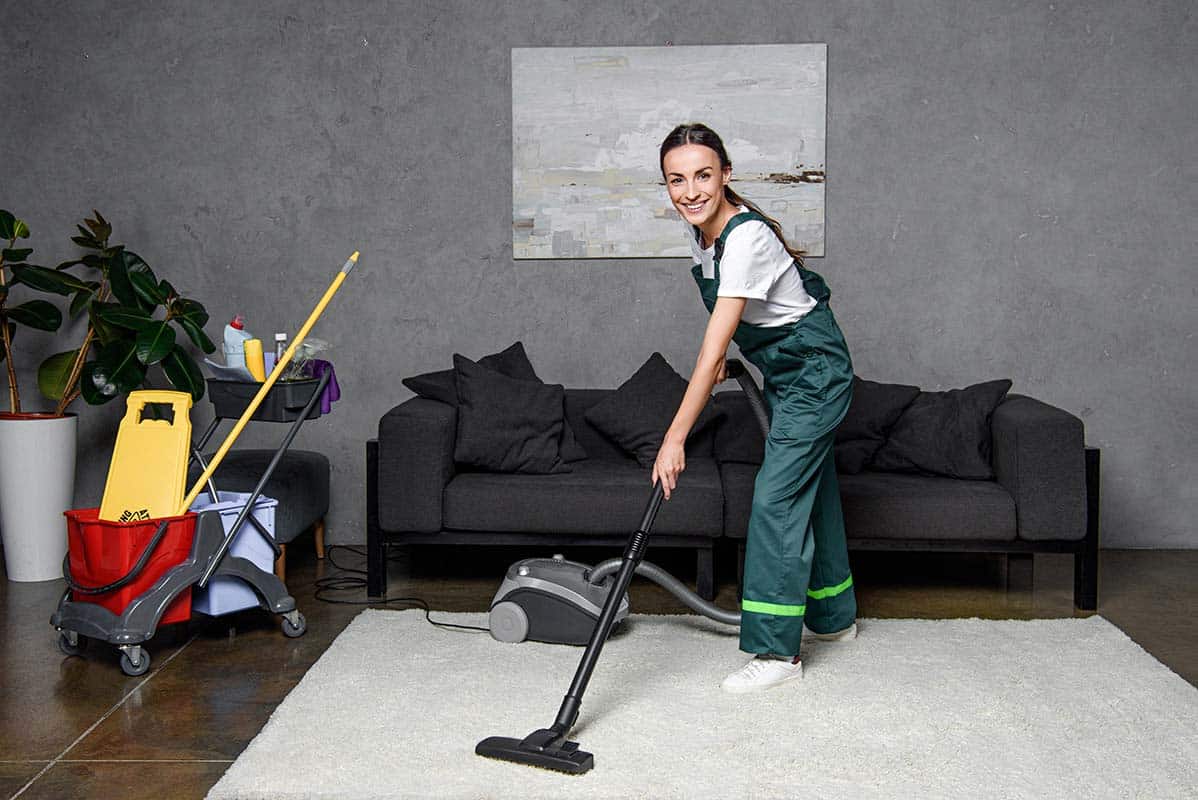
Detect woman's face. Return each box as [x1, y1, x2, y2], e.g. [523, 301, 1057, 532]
[662, 143, 731, 230]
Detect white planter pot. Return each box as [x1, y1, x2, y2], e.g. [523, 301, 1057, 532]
[0, 413, 78, 582]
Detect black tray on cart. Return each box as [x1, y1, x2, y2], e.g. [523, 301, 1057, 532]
[206, 377, 324, 422]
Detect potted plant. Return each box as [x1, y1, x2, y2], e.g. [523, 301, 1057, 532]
[0, 209, 215, 582]
[0, 209, 75, 581]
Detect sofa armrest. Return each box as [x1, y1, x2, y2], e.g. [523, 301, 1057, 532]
[376, 397, 458, 532]
[991, 394, 1087, 541]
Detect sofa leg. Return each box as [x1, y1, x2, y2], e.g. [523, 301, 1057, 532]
[314, 517, 326, 560]
[696, 546, 715, 601]
[366, 440, 387, 599]
[1005, 553, 1034, 594]
[1074, 447, 1101, 611]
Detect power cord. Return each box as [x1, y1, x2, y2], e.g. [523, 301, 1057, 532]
[314, 545, 490, 634]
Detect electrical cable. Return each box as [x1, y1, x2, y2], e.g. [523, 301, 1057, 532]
[313, 545, 490, 633]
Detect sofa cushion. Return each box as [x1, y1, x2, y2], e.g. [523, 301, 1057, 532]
[837, 471, 1017, 541]
[871, 379, 1013, 479]
[403, 341, 587, 462]
[718, 463, 1016, 541]
[452, 354, 570, 474]
[584, 352, 723, 469]
[834, 376, 921, 474]
[443, 457, 724, 537]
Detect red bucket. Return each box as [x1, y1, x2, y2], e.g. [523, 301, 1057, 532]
[64, 508, 198, 625]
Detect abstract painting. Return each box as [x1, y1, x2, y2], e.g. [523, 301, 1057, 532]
[512, 44, 826, 259]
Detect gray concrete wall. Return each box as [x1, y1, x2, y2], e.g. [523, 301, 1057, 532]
[4, 0, 1194, 548]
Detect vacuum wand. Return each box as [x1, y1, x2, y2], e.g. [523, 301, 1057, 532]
[552, 482, 664, 730]
[475, 482, 665, 774]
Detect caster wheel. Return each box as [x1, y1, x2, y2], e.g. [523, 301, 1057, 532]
[489, 601, 529, 643]
[58, 631, 84, 657]
[120, 648, 151, 677]
[282, 611, 306, 638]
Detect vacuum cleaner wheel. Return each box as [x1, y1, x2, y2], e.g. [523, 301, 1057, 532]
[489, 600, 529, 643]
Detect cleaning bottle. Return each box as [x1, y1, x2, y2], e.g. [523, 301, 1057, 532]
[243, 338, 267, 381]
[223, 315, 253, 370]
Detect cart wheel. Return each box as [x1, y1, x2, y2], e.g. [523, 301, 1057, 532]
[281, 611, 307, 638]
[120, 647, 151, 677]
[57, 631, 85, 657]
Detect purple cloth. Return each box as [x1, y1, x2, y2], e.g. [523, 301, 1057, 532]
[310, 359, 341, 415]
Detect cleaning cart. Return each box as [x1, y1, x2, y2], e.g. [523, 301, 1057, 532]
[50, 252, 357, 675]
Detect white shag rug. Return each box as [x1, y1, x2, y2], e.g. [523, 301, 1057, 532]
[207, 610, 1198, 799]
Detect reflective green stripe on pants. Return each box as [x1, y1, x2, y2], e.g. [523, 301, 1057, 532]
[739, 425, 857, 657]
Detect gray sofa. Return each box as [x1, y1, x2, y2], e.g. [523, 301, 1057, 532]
[366, 387, 1099, 610]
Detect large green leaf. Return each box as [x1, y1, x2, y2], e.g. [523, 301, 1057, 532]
[128, 270, 166, 307]
[69, 283, 100, 318]
[0, 211, 29, 241]
[176, 316, 216, 353]
[79, 361, 114, 404]
[171, 297, 210, 329]
[104, 253, 135, 306]
[161, 344, 206, 400]
[12, 263, 88, 295]
[95, 304, 154, 331]
[6, 299, 62, 331]
[87, 302, 126, 346]
[37, 349, 83, 401]
[135, 321, 175, 365]
[85, 340, 147, 401]
[2, 248, 33, 262]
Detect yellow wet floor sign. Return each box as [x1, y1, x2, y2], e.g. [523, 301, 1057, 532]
[99, 391, 194, 522]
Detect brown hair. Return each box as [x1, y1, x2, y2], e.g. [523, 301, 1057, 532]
[659, 122, 806, 264]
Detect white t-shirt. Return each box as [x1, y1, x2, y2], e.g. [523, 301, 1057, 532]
[687, 210, 817, 327]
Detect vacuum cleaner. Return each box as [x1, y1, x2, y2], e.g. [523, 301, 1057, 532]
[475, 359, 769, 773]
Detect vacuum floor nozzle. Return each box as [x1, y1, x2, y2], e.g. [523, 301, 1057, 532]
[475, 731, 594, 774]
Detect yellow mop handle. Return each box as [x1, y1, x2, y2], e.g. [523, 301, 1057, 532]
[178, 251, 359, 515]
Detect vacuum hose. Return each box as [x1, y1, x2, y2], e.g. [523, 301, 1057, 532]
[586, 558, 740, 626]
[582, 359, 770, 628]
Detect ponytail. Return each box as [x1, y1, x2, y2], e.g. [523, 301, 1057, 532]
[724, 187, 807, 266]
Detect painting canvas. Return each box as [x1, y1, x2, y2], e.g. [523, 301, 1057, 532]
[512, 44, 826, 259]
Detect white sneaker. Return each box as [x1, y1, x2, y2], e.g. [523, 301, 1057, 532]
[721, 657, 803, 693]
[802, 622, 857, 642]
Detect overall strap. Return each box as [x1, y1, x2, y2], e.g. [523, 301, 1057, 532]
[711, 211, 769, 282]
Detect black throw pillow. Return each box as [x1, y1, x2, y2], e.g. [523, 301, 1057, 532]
[833, 376, 922, 474]
[402, 341, 587, 462]
[869, 379, 1014, 479]
[452, 354, 571, 474]
[584, 352, 724, 469]
[402, 341, 538, 405]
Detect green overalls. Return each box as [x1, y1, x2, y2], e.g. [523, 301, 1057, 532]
[691, 211, 857, 657]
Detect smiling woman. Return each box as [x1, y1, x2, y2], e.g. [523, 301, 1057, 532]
[654, 122, 859, 693]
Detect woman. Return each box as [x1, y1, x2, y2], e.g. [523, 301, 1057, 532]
[651, 123, 858, 693]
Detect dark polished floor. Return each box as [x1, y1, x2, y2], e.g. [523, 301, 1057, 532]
[2, 542, 1196, 799]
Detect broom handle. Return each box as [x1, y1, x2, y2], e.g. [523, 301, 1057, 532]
[177, 251, 358, 515]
